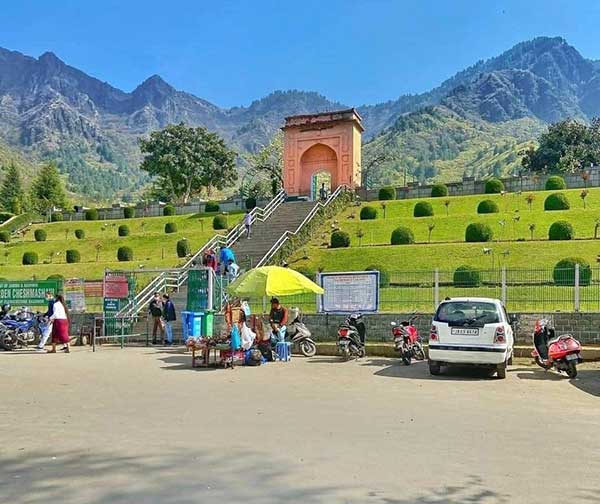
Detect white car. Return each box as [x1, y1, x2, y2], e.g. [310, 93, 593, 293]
[428, 297, 514, 379]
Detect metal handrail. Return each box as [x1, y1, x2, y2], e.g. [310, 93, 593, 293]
[256, 185, 348, 267]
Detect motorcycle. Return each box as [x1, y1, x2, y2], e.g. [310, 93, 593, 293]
[337, 313, 366, 361]
[286, 307, 317, 357]
[532, 319, 582, 378]
[391, 313, 425, 365]
[0, 309, 45, 351]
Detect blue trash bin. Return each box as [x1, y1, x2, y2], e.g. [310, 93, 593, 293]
[181, 311, 204, 343]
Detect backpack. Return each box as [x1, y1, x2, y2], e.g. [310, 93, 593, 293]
[245, 348, 263, 366]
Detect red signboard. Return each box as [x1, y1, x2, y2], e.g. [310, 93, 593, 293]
[104, 275, 129, 299]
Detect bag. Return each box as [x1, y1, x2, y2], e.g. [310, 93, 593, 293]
[245, 348, 263, 366]
[230, 325, 241, 350]
[240, 323, 256, 350]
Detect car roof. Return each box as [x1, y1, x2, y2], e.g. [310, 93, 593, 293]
[439, 297, 502, 304]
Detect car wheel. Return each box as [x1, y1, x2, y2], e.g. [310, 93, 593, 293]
[507, 353, 513, 366]
[428, 360, 441, 376]
[496, 362, 507, 379]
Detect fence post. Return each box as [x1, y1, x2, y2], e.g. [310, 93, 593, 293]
[574, 263, 580, 312]
[501, 267, 507, 305]
[434, 269, 439, 309]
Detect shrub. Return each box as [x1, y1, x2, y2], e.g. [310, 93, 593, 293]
[118, 225, 130, 237]
[0, 211, 14, 223]
[123, 207, 135, 219]
[295, 266, 316, 281]
[545, 175, 566, 190]
[465, 223, 493, 242]
[431, 183, 449, 197]
[365, 264, 391, 288]
[85, 208, 99, 221]
[34, 229, 47, 242]
[330, 230, 351, 248]
[453, 266, 482, 288]
[176, 239, 191, 258]
[0, 231, 10, 243]
[548, 220, 574, 240]
[485, 178, 504, 194]
[117, 246, 133, 262]
[390, 226, 415, 245]
[378, 186, 396, 200]
[163, 205, 176, 216]
[205, 201, 220, 212]
[212, 215, 228, 230]
[22, 251, 38, 265]
[360, 206, 378, 220]
[544, 192, 570, 211]
[46, 274, 65, 281]
[245, 197, 257, 210]
[74, 229, 85, 239]
[66, 249, 81, 263]
[51, 213, 63, 222]
[164, 222, 178, 234]
[413, 201, 434, 217]
[553, 257, 592, 286]
[477, 199, 500, 214]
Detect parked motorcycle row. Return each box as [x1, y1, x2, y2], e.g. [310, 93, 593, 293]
[0, 304, 48, 351]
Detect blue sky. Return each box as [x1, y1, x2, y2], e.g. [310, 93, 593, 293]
[2, 0, 600, 107]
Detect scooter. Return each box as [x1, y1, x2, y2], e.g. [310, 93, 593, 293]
[286, 307, 317, 357]
[532, 319, 582, 378]
[0, 309, 45, 351]
[391, 313, 425, 365]
[337, 313, 366, 361]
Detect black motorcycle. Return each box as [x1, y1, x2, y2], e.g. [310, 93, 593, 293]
[337, 313, 366, 360]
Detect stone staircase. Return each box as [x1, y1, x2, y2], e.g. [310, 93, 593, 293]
[232, 201, 316, 269]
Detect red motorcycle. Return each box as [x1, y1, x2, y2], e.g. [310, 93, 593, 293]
[391, 314, 425, 365]
[532, 319, 582, 378]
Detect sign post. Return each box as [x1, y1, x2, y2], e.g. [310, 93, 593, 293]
[0, 280, 62, 307]
[317, 271, 379, 313]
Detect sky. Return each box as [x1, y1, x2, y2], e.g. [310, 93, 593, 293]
[2, 0, 600, 108]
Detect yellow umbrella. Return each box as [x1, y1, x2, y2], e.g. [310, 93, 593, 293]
[227, 266, 324, 297]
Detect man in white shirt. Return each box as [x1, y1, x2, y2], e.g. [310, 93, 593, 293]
[243, 210, 252, 238]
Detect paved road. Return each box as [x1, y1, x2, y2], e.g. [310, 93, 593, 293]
[1, 348, 599, 504]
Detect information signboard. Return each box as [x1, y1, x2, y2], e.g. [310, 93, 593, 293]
[0, 280, 62, 306]
[65, 278, 86, 312]
[317, 271, 379, 313]
[104, 275, 129, 298]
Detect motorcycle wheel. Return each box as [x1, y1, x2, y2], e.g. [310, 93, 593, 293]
[413, 342, 426, 361]
[300, 340, 317, 358]
[341, 347, 350, 361]
[0, 332, 16, 351]
[401, 353, 411, 366]
[566, 361, 578, 379]
[357, 347, 366, 358]
[534, 356, 552, 371]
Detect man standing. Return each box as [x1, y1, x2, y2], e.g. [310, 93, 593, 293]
[148, 292, 163, 345]
[36, 291, 54, 352]
[162, 293, 176, 346]
[243, 210, 253, 238]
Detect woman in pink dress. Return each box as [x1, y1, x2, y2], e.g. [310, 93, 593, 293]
[48, 294, 70, 353]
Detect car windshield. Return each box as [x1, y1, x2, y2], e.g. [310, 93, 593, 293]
[435, 301, 501, 327]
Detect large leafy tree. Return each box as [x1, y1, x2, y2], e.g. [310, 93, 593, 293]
[245, 131, 284, 196]
[0, 162, 26, 213]
[30, 162, 67, 214]
[139, 123, 238, 203]
[521, 118, 600, 173]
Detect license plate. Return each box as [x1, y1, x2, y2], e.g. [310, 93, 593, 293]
[451, 328, 479, 336]
[566, 353, 579, 361]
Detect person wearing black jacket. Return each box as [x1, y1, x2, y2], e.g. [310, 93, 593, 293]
[148, 292, 163, 345]
[162, 294, 176, 345]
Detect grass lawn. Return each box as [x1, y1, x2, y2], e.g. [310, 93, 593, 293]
[0, 212, 242, 280]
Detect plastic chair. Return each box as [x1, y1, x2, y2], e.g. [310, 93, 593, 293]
[275, 341, 292, 362]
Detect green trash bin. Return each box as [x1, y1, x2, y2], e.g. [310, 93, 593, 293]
[202, 312, 214, 338]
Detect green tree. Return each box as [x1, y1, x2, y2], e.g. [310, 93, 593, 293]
[245, 131, 284, 196]
[0, 162, 26, 213]
[30, 162, 67, 215]
[139, 123, 238, 203]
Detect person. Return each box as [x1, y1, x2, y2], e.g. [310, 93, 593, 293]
[162, 293, 176, 346]
[219, 246, 236, 275]
[47, 294, 70, 354]
[148, 292, 164, 345]
[269, 297, 288, 342]
[226, 259, 240, 281]
[319, 183, 328, 201]
[243, 210, 253, 238]
[202, 248, 218, 272]
[36, 291, 55, 353]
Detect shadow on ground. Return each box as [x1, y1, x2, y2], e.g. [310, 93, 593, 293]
[362, 358, 499, 381]
[514, 366, 600, 396]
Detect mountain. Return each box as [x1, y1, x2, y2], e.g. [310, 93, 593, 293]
[1, 36, 600, 200]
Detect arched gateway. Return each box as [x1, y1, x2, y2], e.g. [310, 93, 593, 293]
[282, 109, 363, 199]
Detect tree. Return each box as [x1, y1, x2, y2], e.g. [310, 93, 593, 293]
[595, 219, 600, 240]
[444, 199, 451, 216]
[529, 223, 536, 240]
[30, 162, 67, 215]
[245, 131, 284, 196]
[0, 162, 26, 213]
[427, 222, 435, 243]
[94, 243, 103, 262]
[525, 193, 535, 210]
[380, 202, 387, 219]
[361, 147, 397, 188]
[356, 228, 365, 247]
[139, 123, 238, 203]
[581, 189, 589, 209]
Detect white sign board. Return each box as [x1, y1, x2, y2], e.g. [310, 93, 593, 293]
[65, 278, 86, 313]
[317, 271, 379, 313]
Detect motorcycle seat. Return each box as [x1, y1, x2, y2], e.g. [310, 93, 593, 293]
[547, 334, 574, 345]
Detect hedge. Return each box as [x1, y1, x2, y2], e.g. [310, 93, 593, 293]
[163, 205, 176, 216]
[548, 221, 574, 240]
[22, 251, 38, 265]
[66, 249, 81, 263]
[413, 201, 434, 217]
[553, 257, 592, 286]
[544, 192, 570, 211]
[51, 213, 63, 222]
[212, 215, 228, 230]
[117, 246, 133, 261]
[465, 222, 493, 242]
[176, 239, 191, 258]
[485, 178, 504, 194]
[34, 229, 47, 241]
[390, 226, 415, 245]
[164, 222, 178, 234]
[205, 201, 220, 212]
[0, 211, 14, 223]
[431, 184, 448, 197]
[453, 266, 482, 288]
[360, 206, 378, 220]
[85, 208, 99, 221]
[245, 197, 257, 210]
[46, 274, 65, 281]
[545, 175, 566, 190]
[118, 225, 130, 237]
[330, 230, 351, 248]
[0, 231, 10, 243]
[477, 199, 499, 214]
[123, 207, 135, 219]
[378, 186, 396, 200]
[365, 264, 391, 288]
[75, 229, 85, 239]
